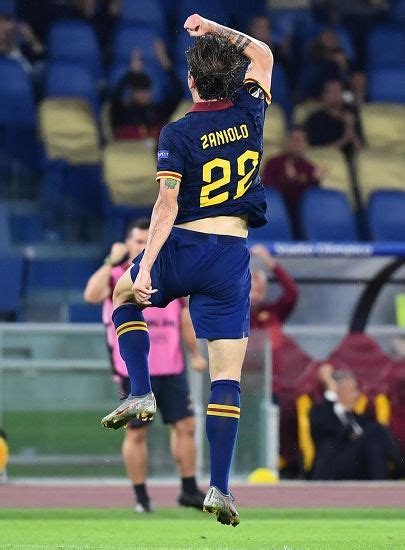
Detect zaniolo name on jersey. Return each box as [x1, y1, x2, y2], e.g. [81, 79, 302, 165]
[156, 78, 271, 228]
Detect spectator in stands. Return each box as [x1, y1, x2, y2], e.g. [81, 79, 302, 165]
[248, 15, 291, 79]
[301, 29, 352, 100]
[310, 365, 401, 480]
[84, 218, 206, 512]
[261, 127, 322, 236]
[250, 244, 298, 331]
[305, 79, 364, 159]
[110, 43, 183, 141]
[0, 13, 45, 73]
[348, 70, 368, 106]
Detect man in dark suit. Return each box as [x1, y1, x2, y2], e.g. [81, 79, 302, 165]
[310, 367, 398, 480]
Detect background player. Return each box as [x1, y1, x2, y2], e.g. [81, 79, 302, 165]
[101, 14, 273, 526]
[84, 219, 206, 512]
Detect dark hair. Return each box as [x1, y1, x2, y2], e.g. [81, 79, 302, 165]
[126, 218, 150, 238]
[129, 72, 152, 91]
[186, 33, 247, 101]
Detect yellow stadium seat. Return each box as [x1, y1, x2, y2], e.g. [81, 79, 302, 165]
[100, 101, 114, 143]
[103, 140, 158, 207]
[357, 149, 405, 199]
[39, 98, 100, 164]
[306, 147, 350, 196]
[361, 103, 405, 154]
[170, 100, 193, 122]
[293, 101, 321, 126]
[262, 102, 287, 158]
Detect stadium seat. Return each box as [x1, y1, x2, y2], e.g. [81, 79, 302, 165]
[39, 99, 101, 164]
[0, 254, 24, 316]
[48, 20, 102, 79]
[393, 0, 405, 22]
[100, 102, 114, 143]
[292, 101, 320, 125]
[300, 188, 359, 241]
[26, 258, 101, 290]
[169, 99, 193, 122]
[270, 64, 292, 119]
[368, 191, 405, 242]
[0, 58, 37, 167]
[176, 0, 229, 27]
[10, 211, 43, 244]
[103, 140, 158, 207]
[368, 26, 405, 69]
[249, 188, 293, 242]
[369, 68, 405, 103]
[119, 0, 165, 32]
[0, 0, 15, 16]
[113, 26, 161, 65]
[68, 303, 103, 323]
[0, 204, 12, 253]
[305, 147, 350, 197]
[262, 103, 287, 157]
[45, 62, 98, 110]
[360, 103, 405, 154]
[357, 149, 405, 198]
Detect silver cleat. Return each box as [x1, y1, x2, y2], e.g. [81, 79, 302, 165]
[101, 392, 156, 429]
[203, 486, 240, 527]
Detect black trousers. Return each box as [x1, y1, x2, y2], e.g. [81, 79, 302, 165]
[312, 422, 397, 480]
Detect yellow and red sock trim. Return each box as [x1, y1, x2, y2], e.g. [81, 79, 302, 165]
[244, 78, 272, 105]
[156, 171, 182, 182]
[207, 404, 241, 419]
[116, 320, 148, 337]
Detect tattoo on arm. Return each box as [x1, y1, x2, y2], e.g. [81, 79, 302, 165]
[216, 25, 252, 52]
[165, 178, 178, 190]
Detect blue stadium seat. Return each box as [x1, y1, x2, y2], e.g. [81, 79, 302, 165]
[48, 20, 103, 79]
[300, 189, 358, 241]
[113, 26, 161, 65]
[0, 204, 12, 253]
[368, 190, 405, 242]
[271, 64, 292, 119]
[368, 26, 405, 68]
[120, 0, 165, 32]
[45, 62, 98, 109]
[267, 7, 316, 41]
[26, 258, 101, 290]
[0, 254, 24, 315]
[0, 0, 15, 16]
[0, 58, 35, 125]
[249, 188, 293, 242]
[369, 68, 405, 102]
[10, 212, 43, 244]
[392, 0, 405, 23]
[176, 0, 229, 26]
[68, 303, 102, 323]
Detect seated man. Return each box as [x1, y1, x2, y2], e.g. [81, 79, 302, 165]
[310, 365, 400, 480]
[261, 127, 321, 236]
[110, 44, 183, 141]
[304, 79, 364, 159]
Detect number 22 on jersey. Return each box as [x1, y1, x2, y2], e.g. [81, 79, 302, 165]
[200, 150, 259, 208]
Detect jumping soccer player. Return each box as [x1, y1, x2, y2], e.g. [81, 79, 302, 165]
[101, 13, 273, 527]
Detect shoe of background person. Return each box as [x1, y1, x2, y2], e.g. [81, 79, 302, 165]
[178, 489, 205, 510]
[101, 392, 156, 429]
[134, 501, 154, 513]
[203, 486, 240, 527]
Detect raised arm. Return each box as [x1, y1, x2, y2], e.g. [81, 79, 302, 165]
[132, 178, 179, 305]
[184, 13, 273, 92]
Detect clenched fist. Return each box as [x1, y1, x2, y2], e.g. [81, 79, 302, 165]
[184, 13, 212, 37]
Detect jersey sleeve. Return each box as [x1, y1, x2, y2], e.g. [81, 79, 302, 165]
[234, 78, 271, 113]
[156, 123, 185, 184]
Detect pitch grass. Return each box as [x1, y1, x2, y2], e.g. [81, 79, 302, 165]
[1, 508, 405, 550]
